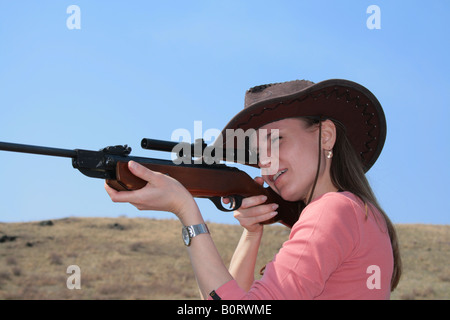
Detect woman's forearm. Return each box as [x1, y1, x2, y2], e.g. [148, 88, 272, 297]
[105, 162, 265, 299]
[228, 228, 263, 291]
[178, 199, 234, 299]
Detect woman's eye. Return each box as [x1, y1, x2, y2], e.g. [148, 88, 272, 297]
[272, 136, 282, 143]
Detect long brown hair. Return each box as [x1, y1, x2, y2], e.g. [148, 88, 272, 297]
[304, 117, 402, 291]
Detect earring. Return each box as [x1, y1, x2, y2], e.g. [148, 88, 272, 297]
[326, 150, 333, 159]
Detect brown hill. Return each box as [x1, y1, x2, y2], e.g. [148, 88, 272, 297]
[0, 217, 448, 299]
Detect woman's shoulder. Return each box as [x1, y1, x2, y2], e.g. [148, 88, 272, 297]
[308, 191, 362, 211]
[296, 191, 367, 226]
[291, 192, 364, 246]
[299, 191, 383, 229]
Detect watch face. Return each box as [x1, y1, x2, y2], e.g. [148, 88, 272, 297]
[182, 227, 190, 246]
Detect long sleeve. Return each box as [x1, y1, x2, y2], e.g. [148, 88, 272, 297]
[210, 192, 393, 300]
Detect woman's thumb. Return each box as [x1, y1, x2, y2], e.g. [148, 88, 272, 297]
[254, 176, 265, 186]
[128, 161, 155, 182]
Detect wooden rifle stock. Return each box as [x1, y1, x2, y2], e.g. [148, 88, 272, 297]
[107, 161, 301, 228]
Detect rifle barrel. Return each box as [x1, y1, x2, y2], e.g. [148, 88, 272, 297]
[0, 141, 77, 158]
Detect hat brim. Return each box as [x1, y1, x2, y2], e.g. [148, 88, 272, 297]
[217, 79, 386, 172]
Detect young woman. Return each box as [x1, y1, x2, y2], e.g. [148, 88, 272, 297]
[105, 79, 401, 299]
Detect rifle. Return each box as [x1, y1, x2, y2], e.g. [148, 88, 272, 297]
[0, 139, 300, 228]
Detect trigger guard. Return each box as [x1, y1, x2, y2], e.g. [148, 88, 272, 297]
[209, 195, 243, 212]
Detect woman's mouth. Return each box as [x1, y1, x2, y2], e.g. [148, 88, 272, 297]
[273, 169, 287, 184]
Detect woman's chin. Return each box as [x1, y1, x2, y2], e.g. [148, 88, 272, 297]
[278, 189, 303, 203]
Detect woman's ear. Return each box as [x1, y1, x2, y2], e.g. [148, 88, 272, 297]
[321, 119, 337, 150]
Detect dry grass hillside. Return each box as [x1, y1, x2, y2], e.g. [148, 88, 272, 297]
[0, 217, 448, 300]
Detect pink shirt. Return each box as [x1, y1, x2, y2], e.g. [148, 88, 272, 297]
[211, 191, 393, 300]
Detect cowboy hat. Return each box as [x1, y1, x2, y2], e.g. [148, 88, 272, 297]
[217, 79, 386, 172]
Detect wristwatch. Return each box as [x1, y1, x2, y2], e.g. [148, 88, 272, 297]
[182, 223, 209, 246]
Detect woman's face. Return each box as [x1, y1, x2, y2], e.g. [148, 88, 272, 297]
[250, 118, 335, 202]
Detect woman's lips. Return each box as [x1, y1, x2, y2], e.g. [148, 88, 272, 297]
[272, 169, 287, 187]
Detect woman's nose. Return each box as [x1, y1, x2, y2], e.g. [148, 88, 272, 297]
[258, 155, 271, 168]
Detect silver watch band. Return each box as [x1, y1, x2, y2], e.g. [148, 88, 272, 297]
[182, 223, 209, 246]
[187, 223, 209, 237]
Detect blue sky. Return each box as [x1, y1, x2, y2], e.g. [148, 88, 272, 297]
[0, 1, 448, 225]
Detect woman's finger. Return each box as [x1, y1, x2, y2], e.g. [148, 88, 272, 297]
[254, 176, 265, 186]
[128, 161, 157, 182]
[237, 210, 278, 226]
[240, 195, 268, 209]
[104, 181, 133, 203]
[234, 202, 278, 219]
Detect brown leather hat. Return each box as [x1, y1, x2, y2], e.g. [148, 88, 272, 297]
[218, 79, 386, 172]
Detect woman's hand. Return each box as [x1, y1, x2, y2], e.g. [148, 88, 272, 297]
[227, 177, 278, 234]
[104, 161, 196, 220]
[227, 177, 277, 290]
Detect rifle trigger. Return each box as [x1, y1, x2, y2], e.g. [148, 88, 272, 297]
[208, 195, 243, 212]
